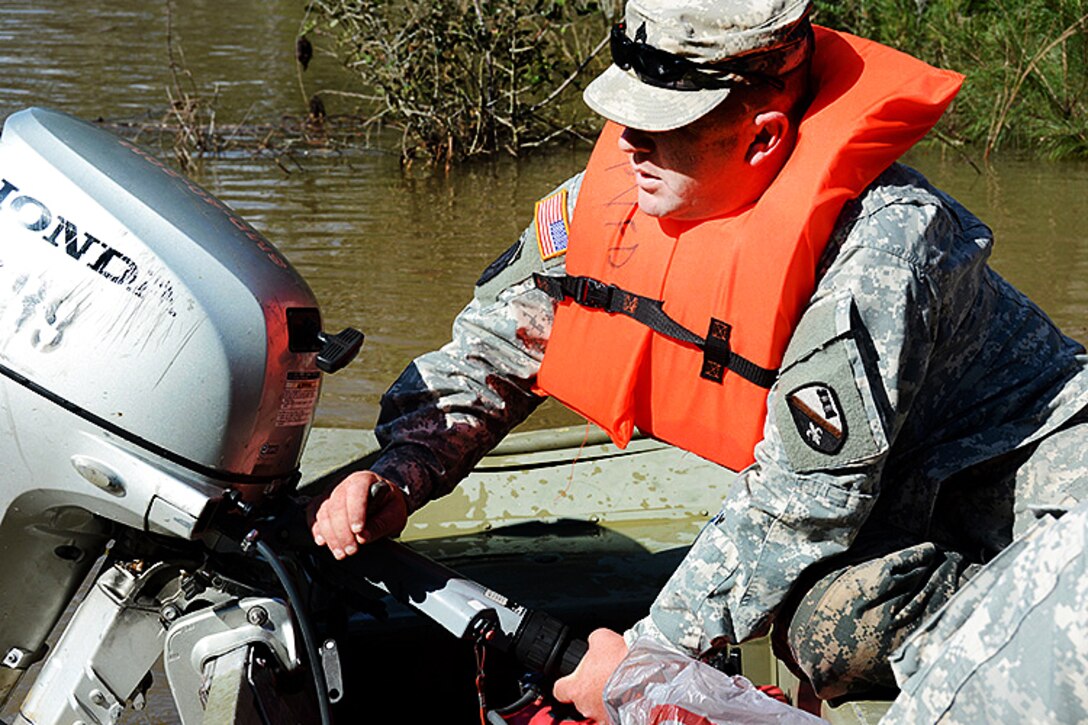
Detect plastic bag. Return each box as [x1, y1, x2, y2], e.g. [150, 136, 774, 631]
[602, 638, 826, 725]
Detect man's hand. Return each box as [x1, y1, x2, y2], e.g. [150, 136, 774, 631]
[308, 471, 408, 559]
[553, 628, 629, 724]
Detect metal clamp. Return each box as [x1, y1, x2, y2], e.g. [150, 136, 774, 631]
[320, 639, 344, 704]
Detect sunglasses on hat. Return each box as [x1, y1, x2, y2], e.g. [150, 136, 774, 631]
[609, 21, 785, 92]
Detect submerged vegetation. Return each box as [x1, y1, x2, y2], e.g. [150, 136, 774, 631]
[303, 0, 620, 167]
[307, 0, 1088, 164]
[120, 2, 364, 174]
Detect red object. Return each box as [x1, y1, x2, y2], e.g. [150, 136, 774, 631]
[756, 684, 790, 705]
[498, 699, 593, 725]
[648, 704, 716, 725]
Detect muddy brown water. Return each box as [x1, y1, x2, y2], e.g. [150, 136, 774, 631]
[1, 1, 1087, 721]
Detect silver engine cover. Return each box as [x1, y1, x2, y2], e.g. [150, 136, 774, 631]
[0, 107, 324, 492]
[0, 108, 332, 701]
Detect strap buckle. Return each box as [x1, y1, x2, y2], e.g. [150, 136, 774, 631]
[571, 277, 615, 309]
[700, 318, 732, 384]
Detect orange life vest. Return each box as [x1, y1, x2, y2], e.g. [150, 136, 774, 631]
[534, 27, 963, 471]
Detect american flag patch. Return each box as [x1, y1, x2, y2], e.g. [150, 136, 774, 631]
[534, 189, 570, 261]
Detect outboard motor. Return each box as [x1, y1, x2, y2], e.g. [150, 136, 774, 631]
[0, 107, 360, 706]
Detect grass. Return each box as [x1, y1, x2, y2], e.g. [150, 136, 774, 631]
[813, 0, 1088, 159]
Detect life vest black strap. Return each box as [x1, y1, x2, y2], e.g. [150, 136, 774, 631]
[533, 273, 778, 389]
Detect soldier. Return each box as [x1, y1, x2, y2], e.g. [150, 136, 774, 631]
[310, 0, 1088, 720]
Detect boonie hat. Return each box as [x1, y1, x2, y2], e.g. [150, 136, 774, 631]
[585, 0, 813, 131]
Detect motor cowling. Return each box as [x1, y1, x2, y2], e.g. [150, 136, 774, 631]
[0, 107, 336, 507]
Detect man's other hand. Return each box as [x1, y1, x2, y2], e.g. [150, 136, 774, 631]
[308, 471, 408, 559]
[553, 628, 629, 723]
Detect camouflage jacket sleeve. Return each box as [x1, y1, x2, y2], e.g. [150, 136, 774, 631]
[368, 175, 581, 512]
[632, 168, 978, 654]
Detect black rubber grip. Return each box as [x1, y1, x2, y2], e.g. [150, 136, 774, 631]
[556, 636, 587, 678]
[513, 610, 588, 679]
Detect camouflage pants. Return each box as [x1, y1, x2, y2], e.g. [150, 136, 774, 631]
[881, 499, 1088, 723]
[772, 412, 1088, 703]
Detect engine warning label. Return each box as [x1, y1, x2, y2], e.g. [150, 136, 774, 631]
[276, 371, 321, 427]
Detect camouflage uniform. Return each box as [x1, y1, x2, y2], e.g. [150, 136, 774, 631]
[368, 163, 1088, 700]
[368, 173, 583, 513]
[881, 499, 1088, 723]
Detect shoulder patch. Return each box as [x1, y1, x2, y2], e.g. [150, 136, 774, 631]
[786, 383, 847, 454]
[774, 292, 889, 473]
[534, 188, 570, 261]
[476, 239, 521, 288]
